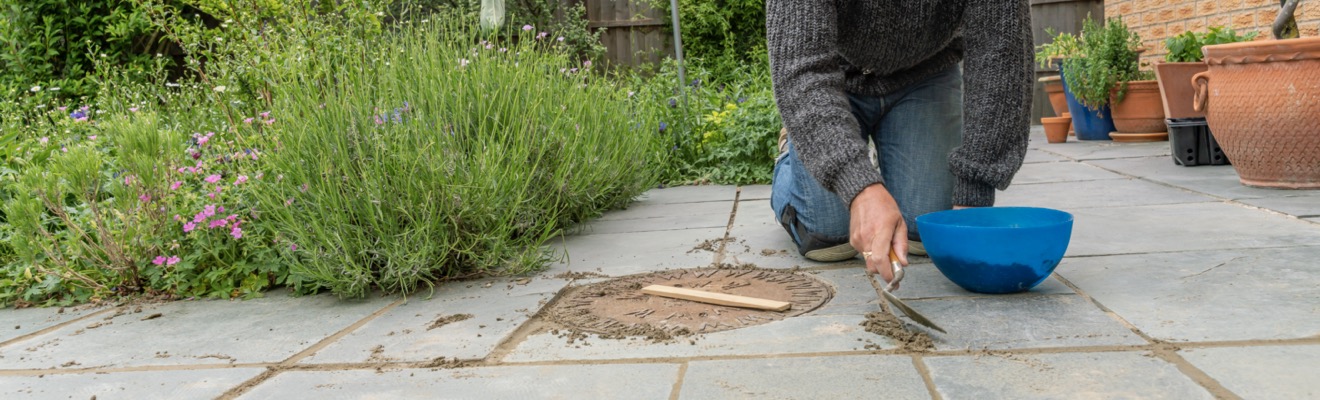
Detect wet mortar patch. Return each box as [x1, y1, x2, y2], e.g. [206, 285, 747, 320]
[542, 267, 834, 341]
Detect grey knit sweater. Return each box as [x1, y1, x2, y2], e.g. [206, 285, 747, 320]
[767, 0, 1033, 207]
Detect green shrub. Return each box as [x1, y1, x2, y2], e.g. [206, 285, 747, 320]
[248, 17, 663, 298]
[629, 55, 780, 185]
[0, 0, 161, 100]
[1164, 26, 1258, 63]
[649, 0, 767, 78]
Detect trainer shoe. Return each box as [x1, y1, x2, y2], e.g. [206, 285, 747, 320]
[805, 243, 859, 262]
[908, 239, 927, 256]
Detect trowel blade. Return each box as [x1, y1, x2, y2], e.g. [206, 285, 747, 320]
[881, 289, 947, 334]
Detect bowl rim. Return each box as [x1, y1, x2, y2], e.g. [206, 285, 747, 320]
[915, 206, 1073, 230]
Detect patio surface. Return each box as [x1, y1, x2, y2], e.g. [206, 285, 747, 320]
[3, 127, 1319, 399]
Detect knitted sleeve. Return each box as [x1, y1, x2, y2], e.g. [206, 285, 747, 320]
[948, 0, 1034, 206]
[766, 0, 884, 207]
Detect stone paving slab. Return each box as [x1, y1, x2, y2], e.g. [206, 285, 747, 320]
[633, 185, 737, 205]
[924, 351, 1213, 399]
[739, 185, 771, 201]
[1180, 345, 1320, 399]
[798, 268, 879, 317]
[997, 178, 1213, 210]
[1011, 162, 1127, 185]
[1088, 157, 1320, 200]
[1, 306, 105, 344]
[303, 277, 565, 364]
[1022, 149, 1067, 164]
[1235, 195, 1320, 218]
[568, 204, 732, 236]
[890, 263, 1074, 299]
[504, 314, 887, 362]
[679, 355, 929, 399]
[240, 363, 681, 399]
[1056, 247, 1320, 342]
[0, 368, 264, 400]
[543, 227, 725, 277]
[1065, 202, 1320, 257]
[1037, 140, 1172, 160]
[905, 294, 1146, 351]
[0, 290, 392, 370]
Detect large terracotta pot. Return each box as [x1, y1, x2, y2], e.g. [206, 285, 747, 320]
[1110, 80, 1167, 133]
[1154, 61, 1208, 119]
[1040, 75, 1068, 116]
[1194, 37, 1320, 189]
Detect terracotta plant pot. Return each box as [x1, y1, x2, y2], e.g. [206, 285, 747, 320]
[1194, 37, 1320, 189]
[1154, 61, 1208, 119]
[1109, 80, 1167, 134]
[1040, 75, 1068, 116]
[1041, 116, 1071, 143]
[1062, 112, 1074, 136]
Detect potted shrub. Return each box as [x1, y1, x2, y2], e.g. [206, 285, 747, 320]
[1156, 27, 1258, 119]
[1034, 29, 1080, 118]
[1193, 0, 1320, 188]
[1060, 17, 1141, 140]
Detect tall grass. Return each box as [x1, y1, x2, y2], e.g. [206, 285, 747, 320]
[253, 18, 664, 298]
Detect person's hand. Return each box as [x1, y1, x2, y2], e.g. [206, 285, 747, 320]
[849, 183, 907, 287]
[953, 205, 973, 210]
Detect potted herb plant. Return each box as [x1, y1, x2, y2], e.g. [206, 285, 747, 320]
[1156, 27, 1258, 120]
[1193, 0, 1320, 188]
[1034, 29, 1080, 118]
[1060, 17, 1141, 140]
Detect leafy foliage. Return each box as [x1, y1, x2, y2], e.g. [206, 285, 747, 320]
[1061, 17, 1142, 110]
[1164, 26, 1259, 63]
[649, 0, 767, 78]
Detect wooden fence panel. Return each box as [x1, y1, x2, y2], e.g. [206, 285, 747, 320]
[579, 0, 670, 68]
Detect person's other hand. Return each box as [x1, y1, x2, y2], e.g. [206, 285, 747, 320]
[849, 183, 907, 286]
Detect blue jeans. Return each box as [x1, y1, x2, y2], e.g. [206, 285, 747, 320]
[771, 65, 963, 252]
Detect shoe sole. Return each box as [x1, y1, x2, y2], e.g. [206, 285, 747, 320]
[909, 240, 927, 256]
[804, 244, 858, 262]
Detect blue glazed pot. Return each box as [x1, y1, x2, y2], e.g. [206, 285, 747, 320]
[915, 207, 1074, 294]
[1059, 65, 1116, 140]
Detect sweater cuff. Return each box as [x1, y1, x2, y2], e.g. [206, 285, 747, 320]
[834, 156, 886, 207]
[952, 176, 996, 207]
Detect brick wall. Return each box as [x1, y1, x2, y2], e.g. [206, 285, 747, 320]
[1105, 0, 1320, 67]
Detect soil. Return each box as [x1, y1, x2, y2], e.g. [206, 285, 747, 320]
[542, 267, 832, 343]
[426, 314, 473, 331]
[552, 271, 609, 280]
[861, 312, 934, 352]
[140, 313, 163, 321]
[421, 356, 473, 369]
[688, 237, 733, 254]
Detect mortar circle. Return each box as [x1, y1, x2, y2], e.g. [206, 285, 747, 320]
[544, 267, 834, 337]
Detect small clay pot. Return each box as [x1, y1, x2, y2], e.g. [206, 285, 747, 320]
[1110, 80, 1168, 133]
[1041, 116, 1071, 144]
[1040, 75, 1068, 116]
[1062, 112, 1074, 136]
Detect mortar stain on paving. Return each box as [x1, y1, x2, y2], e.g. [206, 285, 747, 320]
[541, 266, 834, 343]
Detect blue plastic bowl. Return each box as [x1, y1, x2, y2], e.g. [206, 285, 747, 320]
[915, 207, 1074, 294]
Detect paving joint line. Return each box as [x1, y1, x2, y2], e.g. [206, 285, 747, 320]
[711, 188, 742, 265]
[911, 354, 944, 400]
[667, 361, 689, 400]
[0, 305, 118, 349]
[214, 297, 405, 399]
[1050, 272, 1242, 399]
[1076, 158, 1320, 222]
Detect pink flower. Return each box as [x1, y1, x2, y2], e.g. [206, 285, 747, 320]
[39, 137, 48, 144]
[214, 185, 223, 193]
[583, 60, 592, 68]
[285, 198, 294, 206]
[152, 256, 167, 265]
[522, 24, 534, 31]
[205, 174, 221, 183]
[129, 107, 139, 112]
[243, 117, 254, 124]
[300, 183, 308, 193]
[557, 36, 564, 42]
[230, 226, 243, 239]
[209, 219, 228, 229]
[207, 192, 217, 200]
[290, 244, 298, 251]
[260, 111, 270, 119]
[139, 193, 151, 203]
[459, 58, 470, 68]
[166, 256, 180, 265]
[203, 204, 216, 217]
[123, 175, 134, 185]
[88, 135, 97, 141]
[537, 32, 548, 40]
[218, 205, 225, 213]
[265, 118, 275, 125]
[173, 214, 181, 221]
[183, 222, 196, 232]
[197, 135, 209, 145]
[170, 181, 183, 190]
